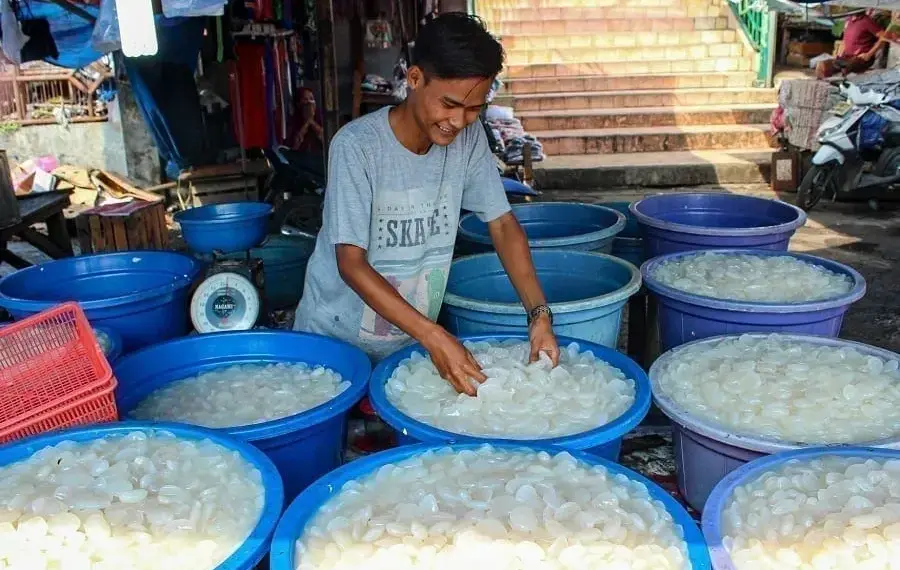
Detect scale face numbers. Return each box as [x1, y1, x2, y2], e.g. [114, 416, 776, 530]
[190, 271, 260, 333]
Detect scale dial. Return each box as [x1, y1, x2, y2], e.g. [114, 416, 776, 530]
[190, 271, 260, 334]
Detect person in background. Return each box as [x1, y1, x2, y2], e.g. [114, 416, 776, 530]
[817, 10, 888, 79]
[293, 13, 559, 394]
[292, 87, 324, 154]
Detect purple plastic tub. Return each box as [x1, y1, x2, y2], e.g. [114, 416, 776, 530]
[630, 193, 806, 258]
[641, 249, 866, 351]
[702, 446, 900, 569]
[650, 333, 900, 513]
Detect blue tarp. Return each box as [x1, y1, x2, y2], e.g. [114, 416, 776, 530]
[5, 1, 102, 68]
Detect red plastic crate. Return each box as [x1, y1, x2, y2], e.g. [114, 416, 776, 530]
[0, 303, 119, 442]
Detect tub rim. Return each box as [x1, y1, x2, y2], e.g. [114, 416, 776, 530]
[0, 251, 204, 313]
[701, 445, 900, 570]
[629, 192, 807, 237]
[114, 330, 372, 442]
[457, 202, 626, 249]
[174, 201, 273, 226]
[443, 251, 642, 315]
[0, 420, 285, 570]
[640, 248, 867, 313]
[269, 441, 712, 570]
[369, 333, 651, 449]
[649, 332, 900, 454]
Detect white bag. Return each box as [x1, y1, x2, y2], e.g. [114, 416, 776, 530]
[1, 0, 28, 64]
[161, 0, 227, 18]
[90, 0, 121, 54]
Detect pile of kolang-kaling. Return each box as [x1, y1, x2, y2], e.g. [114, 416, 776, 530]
[295, 446, 692, 570]
[131, 362, 350, 428]
[0, 429, 264, 570]
[654, 334, 900, 445]
[722, 454, 900, 569]
[385, 340, 635, 438]
[651, 252, 853, 302]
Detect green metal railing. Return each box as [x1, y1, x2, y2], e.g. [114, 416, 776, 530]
[728, 0, 776, 87]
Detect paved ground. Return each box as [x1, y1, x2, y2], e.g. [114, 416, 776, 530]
[543, 184, 900, 353]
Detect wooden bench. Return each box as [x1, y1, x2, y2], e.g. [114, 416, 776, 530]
[0, 192, 73, 269]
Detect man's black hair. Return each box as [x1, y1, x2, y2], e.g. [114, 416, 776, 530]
[412, 13, 504, 80]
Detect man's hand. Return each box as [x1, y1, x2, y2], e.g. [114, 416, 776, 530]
[529, 313, 560, 366]
[421, 326, 487, 396]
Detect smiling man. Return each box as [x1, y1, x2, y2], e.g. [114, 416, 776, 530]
[293, 13, 559, 394]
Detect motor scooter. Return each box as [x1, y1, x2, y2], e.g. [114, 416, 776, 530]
[798, 81, 900, 211]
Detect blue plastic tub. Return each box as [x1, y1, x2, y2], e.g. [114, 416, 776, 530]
[0, 421, 284, 570]
[175, 202, 273, 254]
[650, 333, 900, 512]
[0, 251, 204, 351]
[457, 202, 625, 255]
[602, 201, 644, 267]
[114, 331, 371, 505]
[442, 250, 641, 347]
[630, 193, 806, 258]
[702, 446, 900, 569]
[270, 442, 712, 570]
[93, 325, 123, 364]
[641, 249, 866, 351]
[224, 233, 316, 309]
[369, 334, 651, 460]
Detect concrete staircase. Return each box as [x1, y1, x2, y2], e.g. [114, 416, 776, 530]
[480, 0, 776, 189]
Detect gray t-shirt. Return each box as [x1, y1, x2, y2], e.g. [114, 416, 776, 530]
[293, 107, 511, 360]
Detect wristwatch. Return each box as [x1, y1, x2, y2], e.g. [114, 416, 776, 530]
[527, 304, 553, 327]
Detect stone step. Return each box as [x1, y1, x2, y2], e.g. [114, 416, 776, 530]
[501, 72, 756, 94]
[506, 58, 753, 77]
[480, 3, 729, 22]
[490, 16, 730, 35]
[533, 124, 772, 155]
[500, 30, 739, 50]
[506, 43, 747, 66]
[518, 104, 775, 130]
[496, 87, 775, 112]
[532, 149, 773, 189]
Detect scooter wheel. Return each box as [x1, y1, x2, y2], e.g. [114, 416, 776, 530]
[797, 163, 838, 211]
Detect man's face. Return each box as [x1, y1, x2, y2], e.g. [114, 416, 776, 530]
[406, 66, 493, 146]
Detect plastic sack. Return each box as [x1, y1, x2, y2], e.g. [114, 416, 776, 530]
[161, 0, 227, 18]
[1, 0, 28, 64]
[90, 0, 121, 53]
[859, 110, 888, 151]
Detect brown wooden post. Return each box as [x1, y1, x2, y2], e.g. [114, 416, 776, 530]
[11, 65, 24, 120]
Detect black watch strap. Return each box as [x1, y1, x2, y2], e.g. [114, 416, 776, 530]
[527, 304, 553, 326]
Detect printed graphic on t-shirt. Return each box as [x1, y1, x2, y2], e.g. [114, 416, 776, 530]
[360, 188, 457, 344]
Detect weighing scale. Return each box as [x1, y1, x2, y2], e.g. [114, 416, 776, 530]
[190, 253, 265, 333]
[175, 202, 272, 335]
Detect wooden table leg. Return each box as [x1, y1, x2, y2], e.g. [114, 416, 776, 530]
[0, 247, 31, 269]
[19, 227, 71, 260]
[45, 212, 74, 257]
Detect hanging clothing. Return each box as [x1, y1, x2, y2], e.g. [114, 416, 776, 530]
[229, 41, 269, 149]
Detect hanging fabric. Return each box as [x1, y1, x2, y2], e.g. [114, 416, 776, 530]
[10, 1, 59, 63]
[229, 41, 269, 149]
[1, 0, 28, 64]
